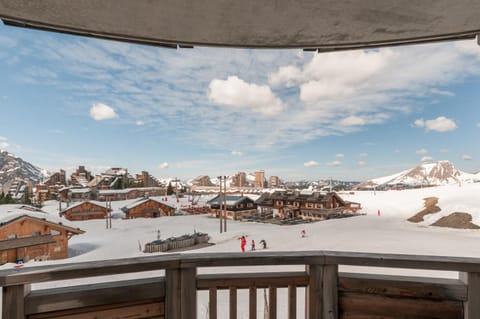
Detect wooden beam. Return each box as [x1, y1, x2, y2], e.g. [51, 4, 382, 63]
[306, 264, 323, 319]
[249, 287, 257, 319]
[460, 272, 480, 319]
[165, 268, 181, 319]
[197, 272, 308, 290]
[268, 286, 277, 319]
[209, 288, 217, 319]
[288, 285, 296, 319]
[180, 267, 196, 319]
[2, 284, 30, 319]
[25, 277, 165, 315]
[229, 287, 237, 319]
[323, 265, 338, 319]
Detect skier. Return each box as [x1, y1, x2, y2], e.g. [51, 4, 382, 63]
[240, 236, 247, 252]
[377, 209, 381, 216]
[259, 239, 267, 249]
[251, 239, 256, 251]
[301, 229, 306, 238]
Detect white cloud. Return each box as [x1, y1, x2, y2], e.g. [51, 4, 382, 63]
[462, 154, 473, 161]
[340, 116, 366, 126]
[269, 50, 393, 103]
[326, 160, 341, 167]
[231, 150, 243, 156]
[89, 103, 118, 120]
[414, 116, 457, 132]
[430, 88, 455, 97]
[158, 162, 169, 169]
[335, 153, 344, 158]
[304, 160, 320, 167]
[359, 152, 368, 157]
[0, 136, 9, 149]
[357, 161, 367, 167]
[416, 149, 428, 155]
[208, 76, 284, 116]
[421, 156, 433, 162]
[136, 120, 145, 126]
[268, 65, 302, 88]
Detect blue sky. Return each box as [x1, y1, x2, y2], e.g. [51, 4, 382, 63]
[0, 23, 480, 182]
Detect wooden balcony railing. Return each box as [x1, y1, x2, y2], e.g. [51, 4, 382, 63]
[0, 251, 479, 318]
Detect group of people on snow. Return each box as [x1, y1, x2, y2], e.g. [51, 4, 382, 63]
[240, 236, 267, 252]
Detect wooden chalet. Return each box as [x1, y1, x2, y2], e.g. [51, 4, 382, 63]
[255, 191, 358, 220]
[98, 187, 165, 201]
[207, 195, 257, 220]
[0, 205, 84, 264]
[60, 201, 110, 221]
[121, 197, 176, 219]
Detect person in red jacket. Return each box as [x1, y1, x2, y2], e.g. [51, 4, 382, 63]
[240, 236, 247, 252]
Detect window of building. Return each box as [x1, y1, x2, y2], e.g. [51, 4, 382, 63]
[51, 229, 61, 236]
[32, 231, 41, 236]
[7, 234, 16, 239]
[54, 246, 62, 252]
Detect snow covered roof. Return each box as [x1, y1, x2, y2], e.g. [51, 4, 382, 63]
[121, 197, 176, 212]
[70, 188, 91, 194]
[207, 195, 254, 206]
[0, 204, 84, 233]
[98, 187, 164, 195]
[59, 200, 109, 214]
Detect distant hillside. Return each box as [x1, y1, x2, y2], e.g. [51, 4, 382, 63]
[0, 151, 46, 193]
[356, 160, 479, 189]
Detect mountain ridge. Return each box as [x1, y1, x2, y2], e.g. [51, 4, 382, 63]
[356, 160, 479, 189]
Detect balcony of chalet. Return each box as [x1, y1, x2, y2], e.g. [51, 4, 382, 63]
[1, 250, 478, 318]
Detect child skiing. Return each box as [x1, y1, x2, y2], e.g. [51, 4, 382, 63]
[251, 239, 256, 251]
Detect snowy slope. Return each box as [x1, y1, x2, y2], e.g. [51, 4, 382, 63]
[359, 160, 478, 188]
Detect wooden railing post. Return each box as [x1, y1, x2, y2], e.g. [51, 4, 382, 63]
[166, 268, 181, 319]
[460, 272, 480, 319]
[306, 264, 338, 319]
[181, 266, 197, 319]
[166, 266, 197, 319]
[2, 284, 30, 319]
[323, 265, 338, 319]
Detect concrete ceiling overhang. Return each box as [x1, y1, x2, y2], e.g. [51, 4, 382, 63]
[0, 0, 479, 50]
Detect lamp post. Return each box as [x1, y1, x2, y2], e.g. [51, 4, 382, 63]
[218, 176, 223, 233]
[223, 175, 227, 232]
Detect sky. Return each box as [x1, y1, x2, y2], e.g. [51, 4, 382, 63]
[1, 23, 480, 182]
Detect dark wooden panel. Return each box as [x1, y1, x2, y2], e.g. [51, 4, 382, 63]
[28, 300, 164, 319]
[339, 272, 467, 301]
[26, 278, 165, 314]
[339, 292, 463, 319]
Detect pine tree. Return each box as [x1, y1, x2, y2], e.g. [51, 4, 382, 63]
[167, 182, 174, 195]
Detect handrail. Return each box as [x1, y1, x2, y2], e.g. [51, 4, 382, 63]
[1, 250, 480, 287]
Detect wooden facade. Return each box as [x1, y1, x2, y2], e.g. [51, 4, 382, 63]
[0, 215, 84, 264]
[98, 187, 165, 201]
[207, 195, 257, 220]
[1, 251, 478, 319]
[60, 201, 110, 221]
[255, 191, 357, 220]
[122, 198, 175, 219]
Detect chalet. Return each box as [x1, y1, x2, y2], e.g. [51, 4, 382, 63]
[98, 187, 165, 201]
[0, 205, 84, 264]
[121, 197, 176, 219]
[60, 201, 110, 221]
[207, 195, 257, 220]
[255, 191, 358, 220]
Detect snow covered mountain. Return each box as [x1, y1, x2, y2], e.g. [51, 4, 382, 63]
[0, 151, 46, 192]
[357, 160, 480, 189]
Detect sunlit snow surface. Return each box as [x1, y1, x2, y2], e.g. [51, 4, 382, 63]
[2, 184, 480, 318]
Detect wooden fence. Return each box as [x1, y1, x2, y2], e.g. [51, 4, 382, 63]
[1, 251, 479, 318]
